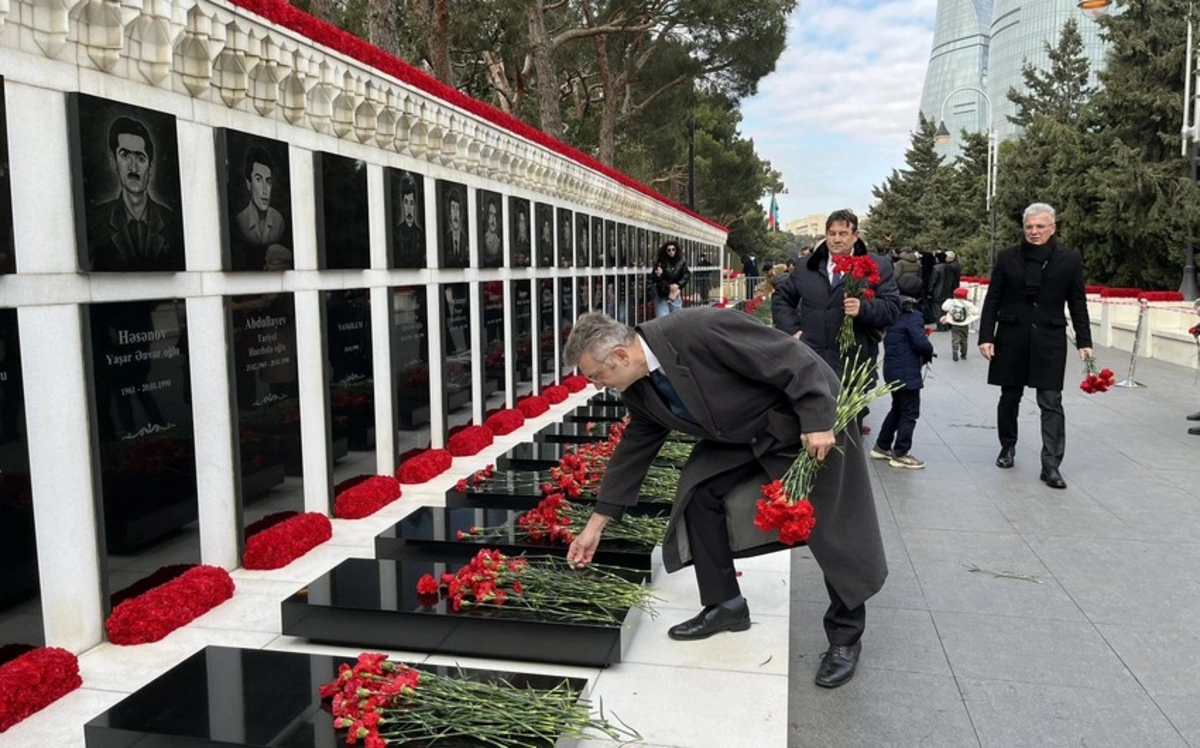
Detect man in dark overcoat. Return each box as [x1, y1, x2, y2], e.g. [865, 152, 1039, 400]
[564, 309, 887, 688]
[979, 202, 1092, 489]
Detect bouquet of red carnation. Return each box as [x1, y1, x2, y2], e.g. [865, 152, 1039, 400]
[561, 374, 589, 393]
[106, 565, 236, 643]
[318, 652, 638, 746]
[543, 385, 569, 404]
[516, 395, 550, 418]
[333, 475, 402, 519]
[447, 425, 494, 456]
[831, 254, 881, 353]
[396, 448, 454, 484]
[0, 647, 82, 731]
[1079, 354, 1116, 394]
[755, 357, 896, 546]
[243, 513, 332, 569]
[484, 408, 525, 436]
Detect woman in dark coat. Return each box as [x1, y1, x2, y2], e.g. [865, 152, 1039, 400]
[650, 240, 691, 317]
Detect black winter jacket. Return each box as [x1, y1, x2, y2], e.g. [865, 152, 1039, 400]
[772, 240, 901, 374]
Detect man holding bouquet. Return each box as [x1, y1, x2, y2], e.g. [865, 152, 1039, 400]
[563, 309, 887, 688]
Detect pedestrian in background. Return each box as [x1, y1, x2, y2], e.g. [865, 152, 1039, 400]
[941, 287, 980, 361]
[871, 293, 935, 469]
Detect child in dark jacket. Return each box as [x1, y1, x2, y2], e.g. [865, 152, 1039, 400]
[871, 295, 935, 468]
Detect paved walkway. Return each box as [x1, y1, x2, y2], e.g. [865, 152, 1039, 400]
[788, 337, 1200, 747]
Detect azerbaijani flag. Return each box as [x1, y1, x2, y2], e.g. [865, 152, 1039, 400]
[767, 193, 780, 231]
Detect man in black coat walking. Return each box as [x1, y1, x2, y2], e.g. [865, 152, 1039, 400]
[979, 203, 1092, 489]
[771, 210, 901, 378]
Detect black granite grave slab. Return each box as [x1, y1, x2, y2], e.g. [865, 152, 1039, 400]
[589, 390, 623, 406]
[84, 646, 587, 748]
[281, 558, 640, 667]
[497, 441, 687, 472]
[564, 405, 628, 424]
[444, 470, 672, 515]
[375, 506, 653, 572]
[533, 422, 610, 444]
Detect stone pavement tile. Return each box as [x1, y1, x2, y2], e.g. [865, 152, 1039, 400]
[589, 664, 786, 748]
[652, 566, 790, 617]
[947, 443, 1007, 465]
[987, 491, 1135, 540]
[1151, 469, 1200, 499]
[791, 607, 950, 678]
[889, 492, 1013, 533]
[933, 611, 1140, 693]
[788, 669, 979, 748]
[935, 425, 1002, 447]
[1153, 695, 1200, 748]
[625, 609, 788, 676]
[1024, 535, 1200, 626]
[901, 529, 1086, 621]
[872, 457, 973, 482]
[959, 678, 1188, 748]
[1095, 624, 1200, 698]
[0, 687, 129, 748]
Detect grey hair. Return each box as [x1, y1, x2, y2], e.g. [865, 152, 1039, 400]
[564, 312, 635, 367]
[1023, 203, 1057, 223]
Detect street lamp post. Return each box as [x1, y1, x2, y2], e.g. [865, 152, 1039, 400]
[1078, 0, 1200, 300]
[935, 85, 998, 269]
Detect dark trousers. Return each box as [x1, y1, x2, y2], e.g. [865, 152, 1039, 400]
[998, 386, 1065, 468]
[876, 388, 921, 455]
[684, 462, 866, 645]
[951, 326, 969, 356]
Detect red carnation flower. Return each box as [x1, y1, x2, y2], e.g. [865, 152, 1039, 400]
[0, 647, 82, 730]
[243, 513, 333, 570]
[543, 385, 569, 404]
[562, 374, 589, 393]
[105, 565, 236, 644]
[396, 449, 454, 484]
[416, 574, 439, 596]
[516, 395, 551, 418]
[484, 408, 526, 436]
[447, 425, 494, 456]
[333, 475, 402, 519]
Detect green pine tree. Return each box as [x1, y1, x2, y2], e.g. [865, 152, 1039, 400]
[1007, 17, 1096, 128]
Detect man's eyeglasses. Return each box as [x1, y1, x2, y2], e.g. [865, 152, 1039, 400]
[582, 353, 615, 383]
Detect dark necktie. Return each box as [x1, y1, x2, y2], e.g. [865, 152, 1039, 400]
[650, 368, 696, 424]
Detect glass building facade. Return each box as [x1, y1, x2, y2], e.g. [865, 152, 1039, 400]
[919, 0, 1109, 157]
[919, 0, 993, 160]
[988, 0, 1108, 142]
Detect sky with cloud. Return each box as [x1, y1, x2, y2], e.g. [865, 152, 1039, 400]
[741, 0, 940, 227]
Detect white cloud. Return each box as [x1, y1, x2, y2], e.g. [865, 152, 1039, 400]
[740, 0, 938, 217]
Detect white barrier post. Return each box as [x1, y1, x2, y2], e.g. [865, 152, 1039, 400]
[1116, 299, 1148, 388]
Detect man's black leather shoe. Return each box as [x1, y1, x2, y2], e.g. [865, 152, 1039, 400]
[667, 600, 751, 641]
[815, 642, 862, 688]
[995, 447, 1015, 469]
[1040, 467, 1067, 489]
[1189, 426, 1200, 436]
[1187, 412, 1200, 421]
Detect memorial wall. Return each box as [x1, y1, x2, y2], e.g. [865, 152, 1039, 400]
[0, 0, 727, 652]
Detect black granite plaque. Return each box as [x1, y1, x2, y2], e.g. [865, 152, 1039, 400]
[391, 286, 432, 454]
[534, 202, 554, 268]
[440, 283, 473, 436]
[217, 130, 293, 272]
[574, 212, 589, 268]
[564, 405, 628, 424]
[512, 279, 534, 400]
[89, 299, 199, 578]
[437, 180, 469, 269]
[556, 207, 573, 268]
[479, 281, 505, 412]
[477, 189, 503, 268]
[84, 646, 588, 748]
[376, 506, 654, 572]
[604, 219, 616, 269]
[325, 288, 374, 495]
[315, 152, 369, 269]
[443, 469, 670, 515]
[537, 278, 555, 387]
[510, 197, 532, 268]
[230, 292, 298, 526]
[69, 94, 185, 273]
[497, 439, 690, 472]
[0, 310, 40, 643]
[0, 80, 13, 275]
[558, 278, 574, 377]
[617, 223, 628, 267]
[385, 167, 426, 268]
[590, 216, 603, 268]
[281, 557, 637, 667]
[534, 421, 609, 445]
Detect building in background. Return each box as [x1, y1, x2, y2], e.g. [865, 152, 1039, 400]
[919, 0, 1109, 157]
[919, 0, 993, 160]
[784, 213, 825, 238]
